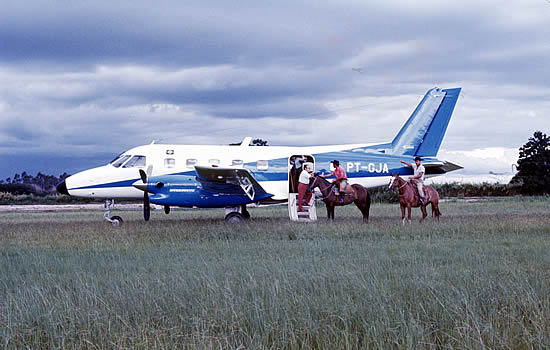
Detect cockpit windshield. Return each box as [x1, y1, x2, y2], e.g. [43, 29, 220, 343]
[122, 155, 146, 168]
[111, 155, 131, 168]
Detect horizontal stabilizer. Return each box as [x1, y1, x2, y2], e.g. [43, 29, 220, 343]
[423, 160, 463, 175]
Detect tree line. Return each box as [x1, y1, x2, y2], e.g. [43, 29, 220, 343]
[0, 171, 70, 195]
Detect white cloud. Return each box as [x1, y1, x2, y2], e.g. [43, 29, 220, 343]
[438, 147, 519, 175]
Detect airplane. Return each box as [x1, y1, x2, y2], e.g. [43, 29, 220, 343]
[56, 87, 463, 225]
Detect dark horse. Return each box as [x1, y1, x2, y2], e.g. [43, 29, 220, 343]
[388, 172, 441, 224]
[308, 175, 370, 222]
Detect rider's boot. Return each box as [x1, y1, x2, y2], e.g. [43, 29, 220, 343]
[420, 196, 425, 205]
[339, 192, 345, 203]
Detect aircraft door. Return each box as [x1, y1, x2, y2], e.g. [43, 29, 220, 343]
[288, 155, 317, 222]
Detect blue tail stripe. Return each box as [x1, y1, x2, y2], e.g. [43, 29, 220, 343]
[391, 87, 461, 157]
[414, 88, 461, 156]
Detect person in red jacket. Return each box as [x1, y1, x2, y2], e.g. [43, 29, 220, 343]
[321, 160, 347, 203]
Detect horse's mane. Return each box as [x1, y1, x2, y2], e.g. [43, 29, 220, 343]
[314, 175, 331, 184]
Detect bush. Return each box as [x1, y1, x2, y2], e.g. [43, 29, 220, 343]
[370, 182, 523, 203]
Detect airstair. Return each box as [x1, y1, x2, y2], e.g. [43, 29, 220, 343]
[288, 155, 317, 222]
[288, 192, 317, 222]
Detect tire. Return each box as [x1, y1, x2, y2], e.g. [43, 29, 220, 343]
[110, 216, 123, 227]
[225, 212, 245, 223]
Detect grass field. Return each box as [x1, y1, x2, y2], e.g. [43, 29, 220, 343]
[1, 198, 550, 349]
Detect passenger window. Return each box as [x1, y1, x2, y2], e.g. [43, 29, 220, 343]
[122, 155, 146, 168]
[232, 159, 243, 166]
[257, 160, 269, 170]
[209, 159, 220, 165]
[186, 159, 198, 168]
[111, 155, 131, 168]
[164, 158, 175, 168]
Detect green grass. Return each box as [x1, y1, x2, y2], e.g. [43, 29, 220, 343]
[1, 198, 550, 348]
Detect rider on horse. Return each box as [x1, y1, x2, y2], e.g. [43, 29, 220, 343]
[320, 160, 347, 203]
[400, 157, 426, 205]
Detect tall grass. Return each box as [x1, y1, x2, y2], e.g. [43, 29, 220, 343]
[1, 198, 550, 348]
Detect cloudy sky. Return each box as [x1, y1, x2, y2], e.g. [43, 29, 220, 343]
[1, 0, 549, 180]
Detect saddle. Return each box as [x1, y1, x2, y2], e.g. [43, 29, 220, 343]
[410, 179, 429, 203]
[331, 183, 356, 196]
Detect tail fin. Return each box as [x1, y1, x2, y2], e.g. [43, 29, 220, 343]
[391, 87, 461, 157]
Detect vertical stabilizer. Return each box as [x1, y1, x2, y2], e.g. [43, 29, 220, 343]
[391, 87, 461, 157]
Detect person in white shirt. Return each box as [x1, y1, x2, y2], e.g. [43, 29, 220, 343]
[400, 157, 426, 205]
[298, 164, 313, 212]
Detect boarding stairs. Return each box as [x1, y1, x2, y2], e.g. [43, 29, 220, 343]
[288, 193, 317, 222]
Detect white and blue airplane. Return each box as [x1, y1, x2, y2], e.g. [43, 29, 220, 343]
[57, 87, 463, 224]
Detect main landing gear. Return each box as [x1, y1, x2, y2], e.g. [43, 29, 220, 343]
[224, 204, 251, 223]
[104, 199, 123, 226]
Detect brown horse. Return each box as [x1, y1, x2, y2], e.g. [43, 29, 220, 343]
[388, 172, 441, 224]
[308, 175, 370, 222]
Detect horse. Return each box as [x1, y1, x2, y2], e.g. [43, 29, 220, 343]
[308, 175, 370, 222]
[388, 172, 441, 224]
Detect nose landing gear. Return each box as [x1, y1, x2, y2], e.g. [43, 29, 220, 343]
[104, 199, 123, 226]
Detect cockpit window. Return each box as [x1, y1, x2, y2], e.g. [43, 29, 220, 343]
[111, 155, 131, 168]
[110, 153, 124, 164]
[122, 155, 146, 168]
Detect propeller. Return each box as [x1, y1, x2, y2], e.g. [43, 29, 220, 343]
[139, 168, 151, 221]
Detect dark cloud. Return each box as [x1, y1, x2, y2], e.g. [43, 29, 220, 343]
[0, 0, 549, 177]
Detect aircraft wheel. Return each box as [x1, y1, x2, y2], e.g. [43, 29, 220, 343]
[110, 216, 123, 227]
[225, 212, 245, 223]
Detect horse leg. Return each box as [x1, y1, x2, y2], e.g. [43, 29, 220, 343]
[326, 203, 335, 221]
[407, 205, 412, 224]
[433, 202, 441, 223]
[420, 204, 427, 223]
[400, 204, 406, 225]
[354, 200, 369, 223]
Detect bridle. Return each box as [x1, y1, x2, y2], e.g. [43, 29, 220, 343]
[309, 176, 330, 200]
[390, 177, 408, 191]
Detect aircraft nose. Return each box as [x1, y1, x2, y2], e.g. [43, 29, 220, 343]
[56, 181, 69, 195]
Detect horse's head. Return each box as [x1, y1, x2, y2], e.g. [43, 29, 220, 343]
[307, 174, 320, 192]
[388, 172, 401, 190]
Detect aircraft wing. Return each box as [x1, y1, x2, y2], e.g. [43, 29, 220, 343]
[194, 165, 272, 201]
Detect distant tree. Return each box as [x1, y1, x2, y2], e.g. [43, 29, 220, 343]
[510, 131, 550, 194]
[0, 171, 72, 195]
[251, 139, 269, 146]
[229, 139, 269, 146]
